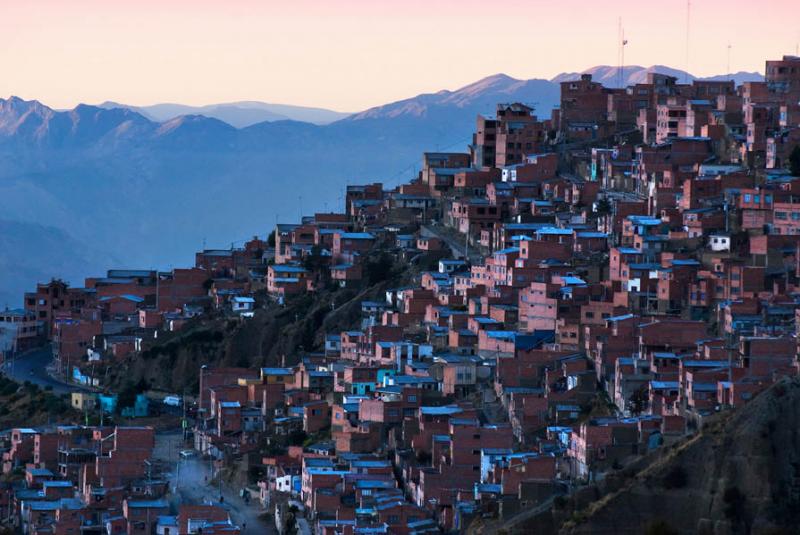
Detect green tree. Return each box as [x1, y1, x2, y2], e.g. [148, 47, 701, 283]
[628, 386, 648, 415]
[364, 252, 394, 285]
[116, 383, 138, 413]
[595, 198, 612, 215]
[287, 429, 307, 446]
[645, 520, 679, 535]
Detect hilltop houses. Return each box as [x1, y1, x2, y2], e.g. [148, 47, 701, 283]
[13, 54, 800, 533]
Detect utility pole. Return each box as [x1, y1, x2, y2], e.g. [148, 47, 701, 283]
[182, 388, 188, 441]
[218, 460, 223, 503]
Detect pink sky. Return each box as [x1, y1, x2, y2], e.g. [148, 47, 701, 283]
[1, 0, 797, 111]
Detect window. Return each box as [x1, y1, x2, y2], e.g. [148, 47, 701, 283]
[744, 194, 752, 203]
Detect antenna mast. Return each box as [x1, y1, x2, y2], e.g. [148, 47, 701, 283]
[617, 17, 623, 89]
[726, 43, 732, 80]
[684, 0, 691, 83]
[621, 29, 628, 89]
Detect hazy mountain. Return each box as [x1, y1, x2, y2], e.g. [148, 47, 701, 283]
[701, 71, 765, 84]
[551, 64, 763, 88]
[98, 100, 350, 127]
[0, 220, 115, 309]
[0, 66, 762, 305]
[0, 74, 567, 305]
[348, 74, 559, 120]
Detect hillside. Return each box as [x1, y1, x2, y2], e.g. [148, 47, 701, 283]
[108, 249, 437, 395]
[0, 375, 79, 429]
[490, 378, 800, 534]
[0, 219, 113, 308]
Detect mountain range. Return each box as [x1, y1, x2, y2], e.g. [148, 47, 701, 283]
[96, 101, 351, 127]
[0, 64, 764, 306]
[550, 64, 763, 88]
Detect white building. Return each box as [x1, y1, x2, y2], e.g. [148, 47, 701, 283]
[231, 296, 255, 316]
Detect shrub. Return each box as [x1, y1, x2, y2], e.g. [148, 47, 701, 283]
[789, 145, 800, 176]
[723, 486, 745, 520]
[645, 520, 679, 535]
[662, 465, 688, 489]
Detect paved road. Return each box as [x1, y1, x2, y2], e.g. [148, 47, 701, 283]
[154, 431, 276, 534]
[0, 345, 89, 394]
[421, 224, 483, 264]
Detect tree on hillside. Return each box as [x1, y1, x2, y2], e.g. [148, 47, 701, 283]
[364, 252, 395, 285]
[789, 145, 800, 177]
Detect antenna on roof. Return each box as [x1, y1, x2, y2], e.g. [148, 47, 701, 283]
[684, 0, 691, 83]
[617, 17, 622, 89]
[621, 31, 628, 89]
[617, 18, 628, 89]
[726, 43, 732, 81]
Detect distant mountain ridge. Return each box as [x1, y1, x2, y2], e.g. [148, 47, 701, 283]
[550, 64, 764, 88]
[97, 100, 351, 128]
[0, 63, 765, 305]
[347, 74, 559, 121]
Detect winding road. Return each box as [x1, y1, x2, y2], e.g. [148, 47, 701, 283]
[1, 345, 89, 394]
[154, 430, 276, 534]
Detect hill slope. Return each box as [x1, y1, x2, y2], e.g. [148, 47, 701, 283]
[525, 378, 800, 534]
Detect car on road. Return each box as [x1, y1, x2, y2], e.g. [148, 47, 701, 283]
[163, 395, 182, 407]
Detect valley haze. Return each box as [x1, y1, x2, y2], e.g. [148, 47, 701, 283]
[0, 65, 762, 306]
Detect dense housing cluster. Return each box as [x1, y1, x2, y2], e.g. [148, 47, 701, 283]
[2, 55, 800, 534]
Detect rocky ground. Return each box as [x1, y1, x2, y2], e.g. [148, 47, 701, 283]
[489, 377, 800, 535]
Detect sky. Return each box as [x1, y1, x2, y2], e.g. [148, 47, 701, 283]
[1, 0, 798, 112]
